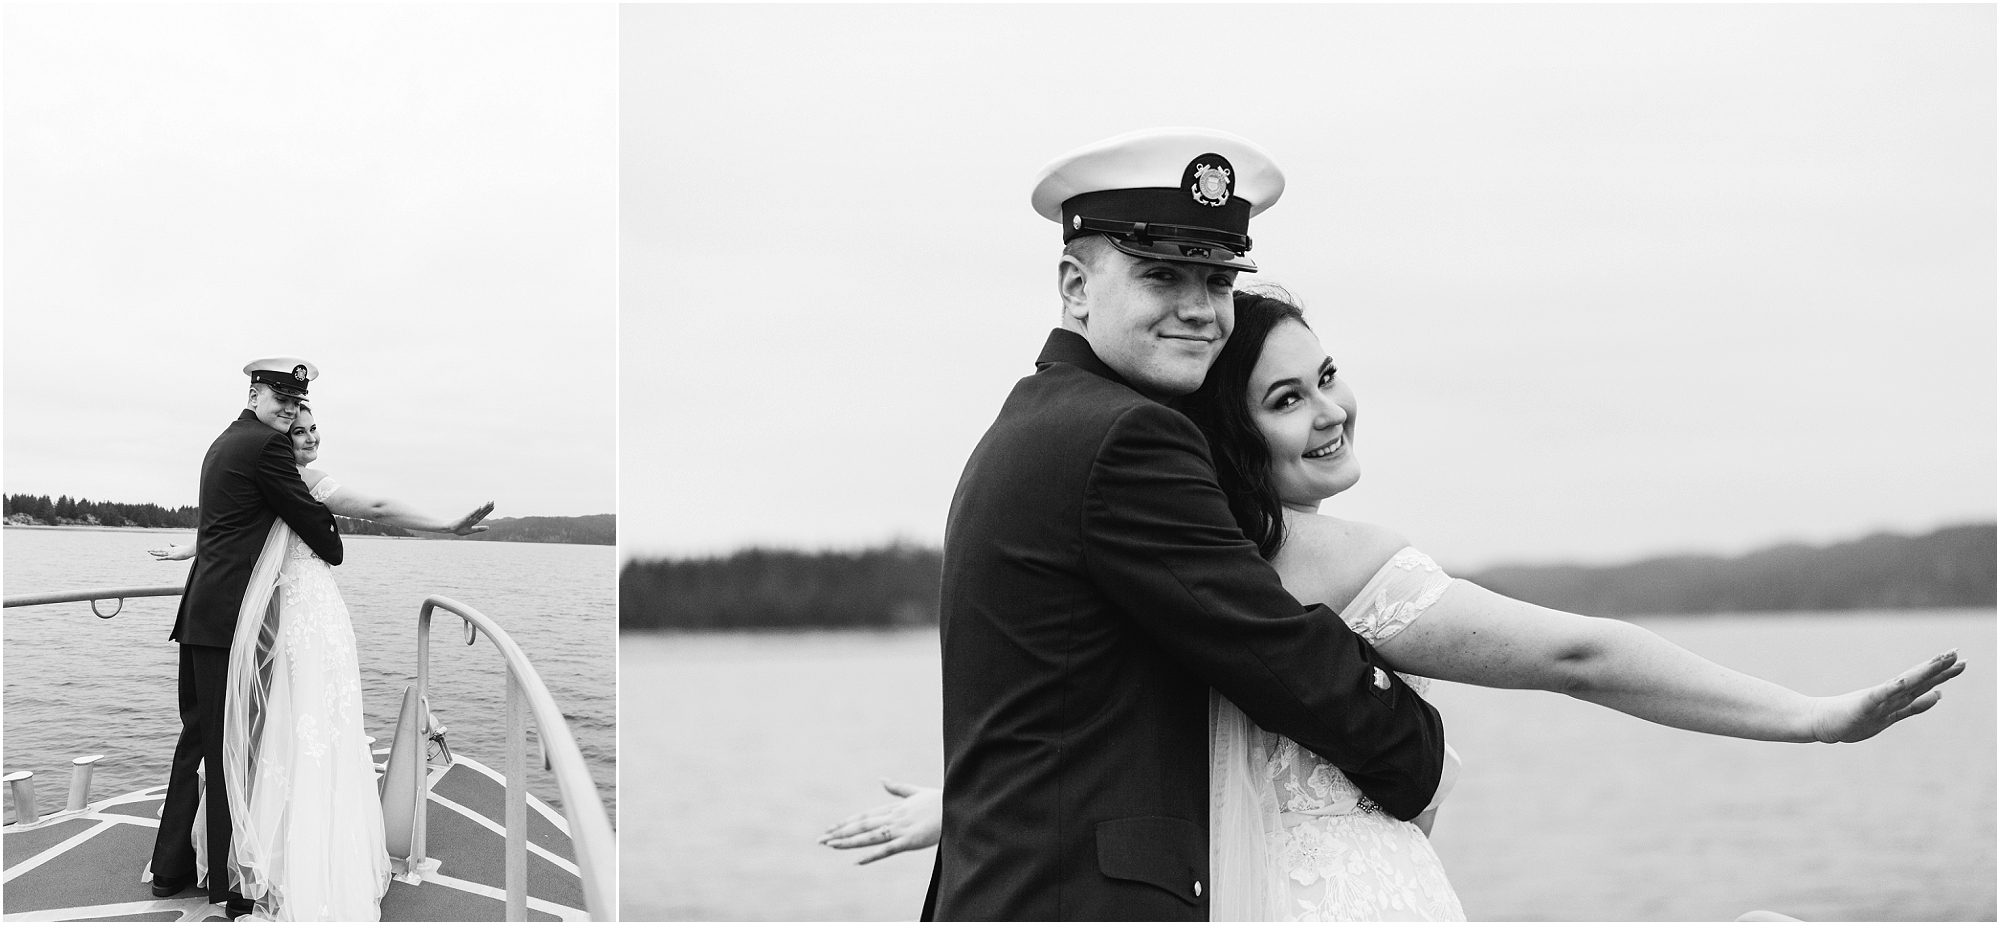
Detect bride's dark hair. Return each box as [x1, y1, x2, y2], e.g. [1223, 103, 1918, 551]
[1173, 287, 1309, 561]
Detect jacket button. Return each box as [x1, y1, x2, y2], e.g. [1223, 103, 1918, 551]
[1193, 880, 1202, 898]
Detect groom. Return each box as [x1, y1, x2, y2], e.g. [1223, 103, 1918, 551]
[926, 129, 1447, 920]
[150, 358, 346, 916]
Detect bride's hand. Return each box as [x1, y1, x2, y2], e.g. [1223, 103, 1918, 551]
[446, 502, 495, 536]
[149, 544, 196, 561]
[1809, 649, 1966, 743]
[818, 778, 941, 864]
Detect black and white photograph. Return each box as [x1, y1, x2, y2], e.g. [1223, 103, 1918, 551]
[4, 5, 616, 921]
[619, 4, 1993, 922]
[4, 4, 1992, 924]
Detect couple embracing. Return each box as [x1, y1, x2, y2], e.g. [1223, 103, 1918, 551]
[147, 359, 491, 921]
[822, 129, 1964, 921]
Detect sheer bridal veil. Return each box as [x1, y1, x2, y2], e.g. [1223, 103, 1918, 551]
[1209, 691, 1287, 921]
[217, 519, 295, 906]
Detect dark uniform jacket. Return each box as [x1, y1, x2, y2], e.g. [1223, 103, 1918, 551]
[171, 410, 345, 648]
[924, 330, 1446, 921]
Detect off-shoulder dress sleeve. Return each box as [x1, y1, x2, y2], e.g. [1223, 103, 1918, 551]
[309, 476, 341, 503]
[1209, 546, 1468, 920]
[1338, 546, 1455, 650]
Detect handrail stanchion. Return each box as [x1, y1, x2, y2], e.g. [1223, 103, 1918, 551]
[413, 601, 436, 877]
[415, 594, 615, 921]
[505, 668, 529, 922]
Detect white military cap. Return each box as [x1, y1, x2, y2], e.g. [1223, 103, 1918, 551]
[1031, 127, 1286, 271]
[242, 357, 319, 398]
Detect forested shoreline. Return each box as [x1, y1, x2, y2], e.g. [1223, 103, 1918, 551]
[3, 494, 197, 529]
[622, 544, 942, 631]
[1473, 523, 1994, 616]
[621, 523, 1996, 631]
[4, 494, 613, 546]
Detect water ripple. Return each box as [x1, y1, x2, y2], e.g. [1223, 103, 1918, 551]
[4, 529, 616, 822]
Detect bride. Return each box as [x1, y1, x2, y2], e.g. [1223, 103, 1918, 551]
[822, 288, 1965, 921]
[152, 404, 493, 921]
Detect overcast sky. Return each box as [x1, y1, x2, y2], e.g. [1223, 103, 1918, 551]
[5, 5, 616, 518]
[623, 4, 1994, 571]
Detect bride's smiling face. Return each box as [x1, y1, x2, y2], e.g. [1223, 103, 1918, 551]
[1246, 321, 1359, 508]
[288, 408, 320, 465]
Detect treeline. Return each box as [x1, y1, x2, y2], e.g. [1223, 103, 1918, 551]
[4, 493, 612, 546]
[621, 523, 1995, 631]
[1469, 523, 1995, 616]
[457, 515, 615, 546]
[621, 544, 941, 631]
[4, 494, 197, 528]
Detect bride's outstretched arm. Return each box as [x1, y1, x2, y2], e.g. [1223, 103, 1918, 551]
[1385, 580, 1962, 742]
[1280, 518, 1965, 744]
[323, 488, 495, 536]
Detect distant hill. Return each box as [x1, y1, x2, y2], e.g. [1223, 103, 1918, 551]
[622, 523, 1994, 631]
[1468, 523, 1995, 616]
[455, 514, 615, 547]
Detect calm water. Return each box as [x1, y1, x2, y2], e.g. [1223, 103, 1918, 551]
[2, 526, 616, 823]
[623, 611, 1994, 921]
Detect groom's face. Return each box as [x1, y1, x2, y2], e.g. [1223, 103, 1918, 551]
[1061, 247, 1237, 398]
[249, 384, 303, 433]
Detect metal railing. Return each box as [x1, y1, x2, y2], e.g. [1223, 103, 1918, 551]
[410, 595, 616, 921]
[2, 586, 177, 828]
[4, 584, 185, 616]
[4, 584, 615, 921]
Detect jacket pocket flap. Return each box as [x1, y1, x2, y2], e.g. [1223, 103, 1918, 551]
[1095, 815, 1204, 906]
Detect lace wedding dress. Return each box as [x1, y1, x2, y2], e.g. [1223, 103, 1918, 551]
[218, 476, 392, 921]
[1210, 547, 1466, 922]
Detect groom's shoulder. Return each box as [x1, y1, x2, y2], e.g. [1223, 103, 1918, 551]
[211, 417, 285, 457]
[223, 417, 283, 443]
[990, 370, 1209, 477]
[1011, 361, 1165, 429]
[989, 375, 1150, 471]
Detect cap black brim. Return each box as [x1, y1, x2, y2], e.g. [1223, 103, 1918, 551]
[1105, 237, 1257, 272]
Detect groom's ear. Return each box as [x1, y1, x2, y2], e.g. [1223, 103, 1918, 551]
[1058, 255, 1091, 324]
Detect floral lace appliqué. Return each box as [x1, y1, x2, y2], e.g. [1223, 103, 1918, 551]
[1254, 546, 1464, 921]
[246, 473, 390, 918]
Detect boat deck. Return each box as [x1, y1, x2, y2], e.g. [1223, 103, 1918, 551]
[3, 753, 586, 922]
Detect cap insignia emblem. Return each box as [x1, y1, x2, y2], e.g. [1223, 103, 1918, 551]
[292, 365, 308, 380]
[1190, 162, 1232, 208]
